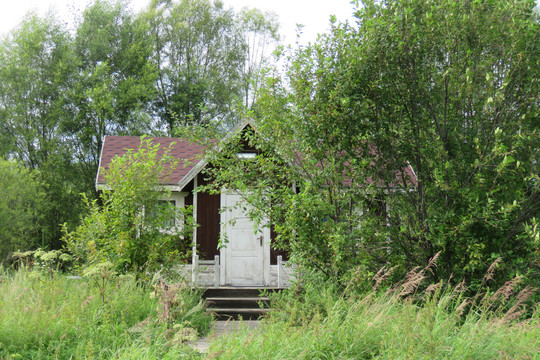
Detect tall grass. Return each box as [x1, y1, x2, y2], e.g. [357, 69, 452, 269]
[2, 262, 538, 359]
[0, 269, 209, 359]
[208, 265, 540, 359]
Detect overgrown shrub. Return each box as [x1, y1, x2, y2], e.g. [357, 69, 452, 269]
[63, 138, 193, 275]
[0, 159, 44, 263]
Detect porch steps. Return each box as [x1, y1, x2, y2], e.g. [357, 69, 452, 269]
[203, 287, 281, 320]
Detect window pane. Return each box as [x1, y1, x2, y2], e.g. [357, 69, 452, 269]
[147, 200, 176, 229]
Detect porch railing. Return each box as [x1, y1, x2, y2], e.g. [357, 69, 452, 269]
[192, 255, 220, 288]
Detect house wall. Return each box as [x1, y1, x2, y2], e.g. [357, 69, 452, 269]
[196, 174, 220, 260]
[184, 174, 221, 261]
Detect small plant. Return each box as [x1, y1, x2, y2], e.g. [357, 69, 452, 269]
[82, 261, 118, 305]
[152, 279, 211, 336]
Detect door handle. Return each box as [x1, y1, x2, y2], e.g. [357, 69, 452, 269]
[258, 236, 263, 246]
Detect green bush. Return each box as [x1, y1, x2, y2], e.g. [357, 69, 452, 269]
[64, 138, 193, 275]
[0, 159, 44, 263]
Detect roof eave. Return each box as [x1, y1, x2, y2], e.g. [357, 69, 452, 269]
[95, 135, 108, 192]
[177, 118, 256, 191]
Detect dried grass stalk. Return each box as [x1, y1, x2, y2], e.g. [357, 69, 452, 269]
[398, 269, 426, 298]
[455, 298, 471, 317]
[372, 266, 396, 292]
[489, 277, 523, 305]
[482, 258, 502, 284]
[425, 282, 442, 296]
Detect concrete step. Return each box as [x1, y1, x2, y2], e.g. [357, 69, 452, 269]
[203, 287, 281, 298]
[206, 297, 270, 309]
[206, 307, 272, 320]
[203, 288, 281, 320]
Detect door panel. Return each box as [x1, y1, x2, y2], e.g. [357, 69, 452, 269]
[221, 192, 270, 286]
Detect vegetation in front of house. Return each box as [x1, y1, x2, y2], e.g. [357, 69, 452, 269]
[1, 258, 538, 359]
[198, 0, 539, 292]
[208, 265, 540, 359]
[0, 268, 210, 360]
[63, 138, 194, 276]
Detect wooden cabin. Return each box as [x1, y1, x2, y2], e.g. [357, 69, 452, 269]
[96, 122, 293, 288]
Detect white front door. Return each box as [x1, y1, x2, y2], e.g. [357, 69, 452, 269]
[220, 192, 270, 286]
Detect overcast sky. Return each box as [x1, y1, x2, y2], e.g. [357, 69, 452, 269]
[0, 0, 358, 45]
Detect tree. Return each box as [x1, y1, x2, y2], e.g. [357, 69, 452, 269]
[0, 14, 83, 249]
[237, 7, 280, 110]
[144, 0, 280, 133]
[0, 160, 44, 262]
[345, 0, 540, 287]
[64, 138, 193, 274]
[0, 14, 74, 170]
[64, 0, 158, 198]
[207, 0, 539, 288]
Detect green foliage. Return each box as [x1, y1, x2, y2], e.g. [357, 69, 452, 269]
[0, 14, 75, 168]
[0, 14, 84, 249]
[144, 0, 280, 132]
[343, 0, 540, 289]
[228, 0, 540, 288]
[64, 138, 193, 274]
[0, 270, 209, 359]
[0, 160, 44, 262]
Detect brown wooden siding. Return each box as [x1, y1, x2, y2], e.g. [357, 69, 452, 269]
[196, 174, 221, 260]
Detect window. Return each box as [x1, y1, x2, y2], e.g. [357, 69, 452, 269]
[147, 200, 176, 229]
[237, 152, 256, 159]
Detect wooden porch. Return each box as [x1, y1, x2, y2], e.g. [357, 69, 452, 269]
[178, 255, 294, 288]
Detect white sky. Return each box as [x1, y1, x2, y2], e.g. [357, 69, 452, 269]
[0, 0, 358, 45]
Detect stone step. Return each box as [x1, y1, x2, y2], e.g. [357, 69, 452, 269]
[203, 287, 282, 298]
[206, 307, 271, 320]
[203, 288, 281, 319]
[206, 297, 270, 309]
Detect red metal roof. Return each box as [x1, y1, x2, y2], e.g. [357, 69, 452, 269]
[96, 136, 208, 186]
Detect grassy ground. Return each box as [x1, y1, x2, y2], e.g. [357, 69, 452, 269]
[1, 268, 538, 359]
[207, 275, 540, 359]
[0, 269, 210, 359]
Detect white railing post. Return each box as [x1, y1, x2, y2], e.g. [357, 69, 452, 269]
[214, 255, 220, 288]
[277, 255, 283, 288]
[192, 254, 199, 288]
